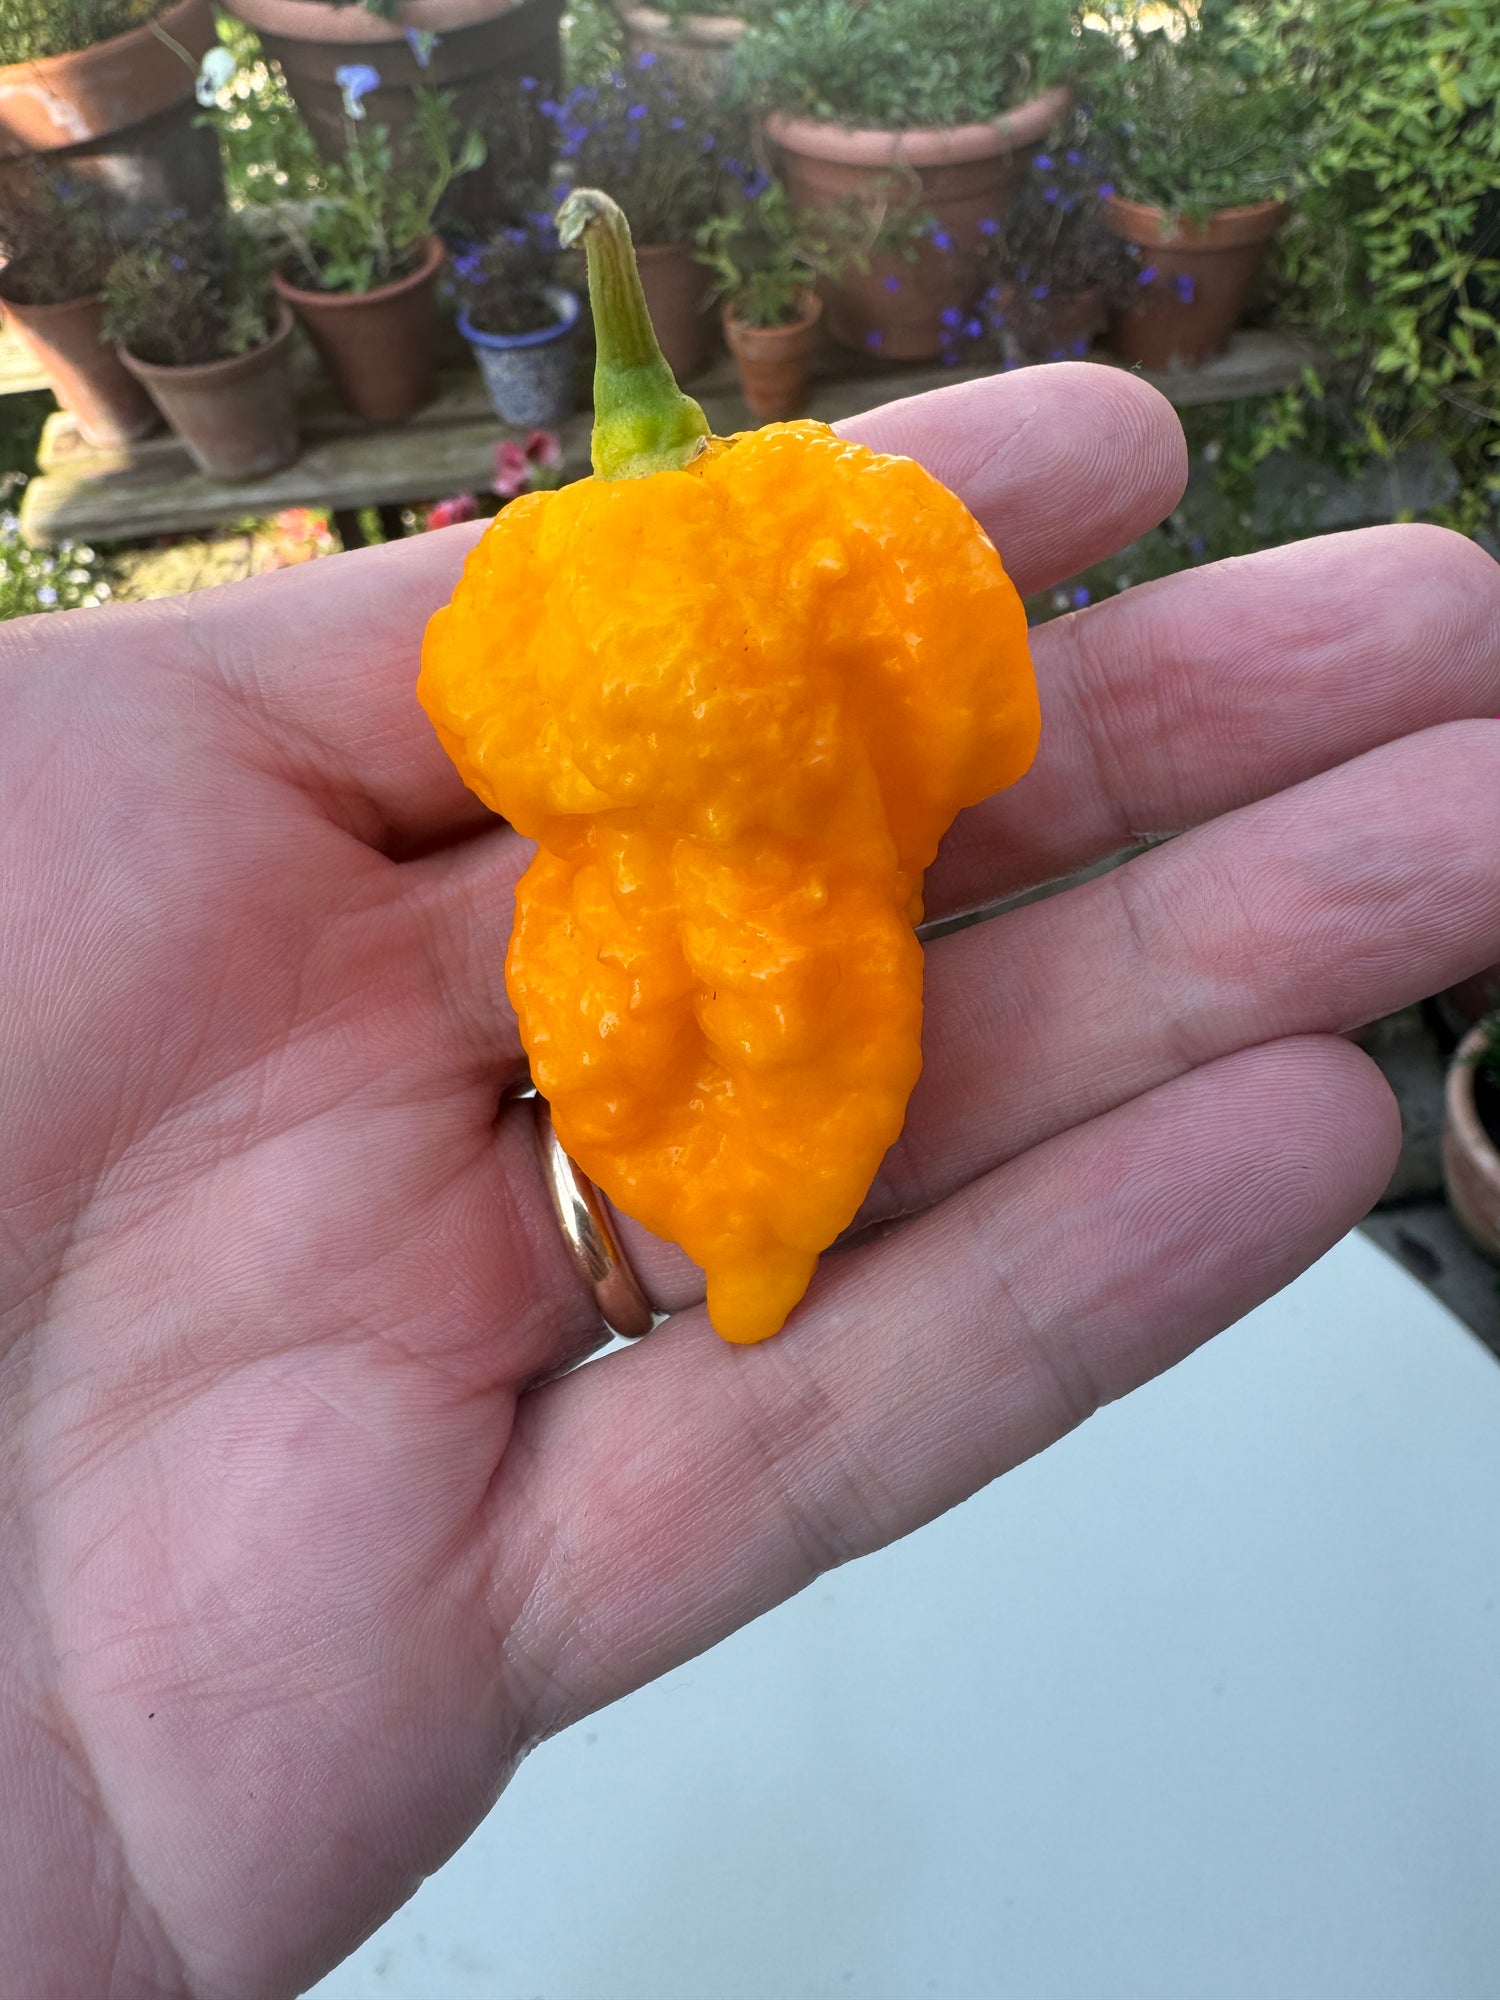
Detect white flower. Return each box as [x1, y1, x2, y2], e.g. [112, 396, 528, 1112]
[196, 45, 237, 107]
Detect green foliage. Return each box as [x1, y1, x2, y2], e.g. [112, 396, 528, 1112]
[274, 90, 484, 293]
[0, 499, 110, 618]
[1079, 1, 1311, 223]
[207, 17, 324, 210]
[553, 63, 732, 243]
[733, 0, 1077, 129]
[451, 229, 563, 337]
[696, 180, 851, 325]
[102, 214, 275, 367]
[0, 0, 156, 60]
[1247, 0, 1500, 508]
[0, 169, 118, 306]
[563, 0, 624, 88]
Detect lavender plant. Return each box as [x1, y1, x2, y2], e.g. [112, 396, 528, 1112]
[541, 54, 733, 244]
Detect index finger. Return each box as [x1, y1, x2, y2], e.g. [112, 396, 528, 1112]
[174, 367, 1189, 847]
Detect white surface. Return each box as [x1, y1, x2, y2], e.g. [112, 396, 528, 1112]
[306, 1233, 1500, 2000]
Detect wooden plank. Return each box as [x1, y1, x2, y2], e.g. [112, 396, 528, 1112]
[1097, 326, 1323, 407]
[17, 330, 1321, 548]
[0, 318, 51, 398]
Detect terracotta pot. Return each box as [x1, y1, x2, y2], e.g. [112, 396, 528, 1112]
[272, 234, 444, 423]
[226, 0, 564, 231]
[722, 292, 822, 422]
[1442, 1021, 1500, 1263]
[0, 0, 223, 235]
[637, 239, 717, 383]
[119, 303, 300, 481]
[0, 290, 158, 445]
[616, 5, 744, 95]
[1102, 193, 1291, 372]
[766, 86, 1069, 361]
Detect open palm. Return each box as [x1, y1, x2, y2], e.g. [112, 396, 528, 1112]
[4, 369, 1499, 2000]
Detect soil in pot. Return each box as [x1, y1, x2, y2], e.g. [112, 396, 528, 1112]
[224, 0, 564, 233]
[119, 302, 300, 481]
[767, 86, 1069, 361]
[0, 290, 158, 446]
[0, 0, 223, 237]
[1103, 194, 1291, 372]
[273, 235, 445, 424]
[637, 239, 717, 383]
[723, 293, 823, 422]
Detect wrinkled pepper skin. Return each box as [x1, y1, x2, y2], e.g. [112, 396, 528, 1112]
[419, 417, 1038, 1343]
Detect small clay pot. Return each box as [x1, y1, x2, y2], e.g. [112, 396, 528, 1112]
[723, 292, 823, 422]
[0, 290, 158, 446]
[636, 239, 717, 384]
[766, 87, 1070, 361]
[0, 0, 223, 234]
[119, 303, 300, 482]
[1435, 958, 1500, 1041]
[1103, 193, 1291, 372]
[1442, 1021, 1500, 1262]
[459, 285, 579, 428]
[616, 5, 744, 94]
[273, 235, 444, 424]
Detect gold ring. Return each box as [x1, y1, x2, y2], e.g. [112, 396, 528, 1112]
[512, 1084, 656, 1341]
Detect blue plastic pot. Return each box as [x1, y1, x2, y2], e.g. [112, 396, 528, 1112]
[457, 287, 580, 429]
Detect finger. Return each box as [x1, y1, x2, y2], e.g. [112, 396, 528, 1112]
[836, 363, 1188, 596]
[179, 368, 1184, 846]
[490, 1034, 1397, 1737]
[927, 522, 1500, 916]
[601, 715, 1500, 1314]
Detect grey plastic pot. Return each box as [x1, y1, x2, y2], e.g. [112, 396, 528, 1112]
[458, 286, 579, 429]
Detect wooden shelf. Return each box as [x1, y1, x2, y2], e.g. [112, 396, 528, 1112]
[16, 328, 1322, 548]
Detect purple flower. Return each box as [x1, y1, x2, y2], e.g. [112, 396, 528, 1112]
[1071, 585, 1091, 607]
[883, 273, 901, 293]
[1070, 338, 1088, 355]
[930, 227, 954, 252]
[866, 329, 883, 351]
[1043, 186, 1059, 203]
[452, 250, 483, 280]
[334, 62, 380, 118]
[1034, 153, 1054, 171]
[520, 75, 538, 90]
[1137, 264, 1159, 285]
[1189, 535, 1206, 557]
[701, 132, 716, 152]
[1002, 357, 1021, 370]
[1175, 272, 1196, 303]
[939, 305, 962, 328]
[1030, 283, 1050, 300]
[941, 346, 959, 368]
[627, 102, 648, 120]
[978, 216, 999, 236]
[1065, 148, 1082, 167]
[1096, 181, 1115, 200]
[168, 252, 188, 272]
[667, 115, 685, 130]
[742, 170, 771, 199]
[539, 97, 559, 116]
[1047, 346, 1065, 361]
[963, 315, 983, 339]
[636, 49, 658, 67]
[403, 25, 438, 67]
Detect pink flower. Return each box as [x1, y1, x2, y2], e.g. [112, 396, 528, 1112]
[492, 429, 565, 500]
[426, 493, 480, 530]
[492, 441, 531, 500]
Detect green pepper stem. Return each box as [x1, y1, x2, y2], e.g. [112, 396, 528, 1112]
[557, 187, 710, 481]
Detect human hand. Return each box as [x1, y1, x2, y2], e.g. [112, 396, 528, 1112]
[3, 368, 1498, 2000]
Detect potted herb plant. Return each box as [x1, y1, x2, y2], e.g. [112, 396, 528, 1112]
[222, 0, 564, 224]
[451, 223, 579, 427]
[614, 0, 759, 97]
[269, 71, 484, 421]
[1443, 1011, 1500, 1265]
[0, 168, 159, 445]
[966, 119, 1133, 368]
[1083, 1, 1309, 371]
[739, 0, 1073, 358]
[697, 180, 843, 419]
[545, 58, 729, 381]
[0, 0, 222, 233]
[104, 213, 300, 480]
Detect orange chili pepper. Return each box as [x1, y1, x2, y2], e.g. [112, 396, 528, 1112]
[420, 190, 1039, 1343]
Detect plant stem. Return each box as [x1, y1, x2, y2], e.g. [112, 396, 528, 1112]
[556, 187, 710, 482]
